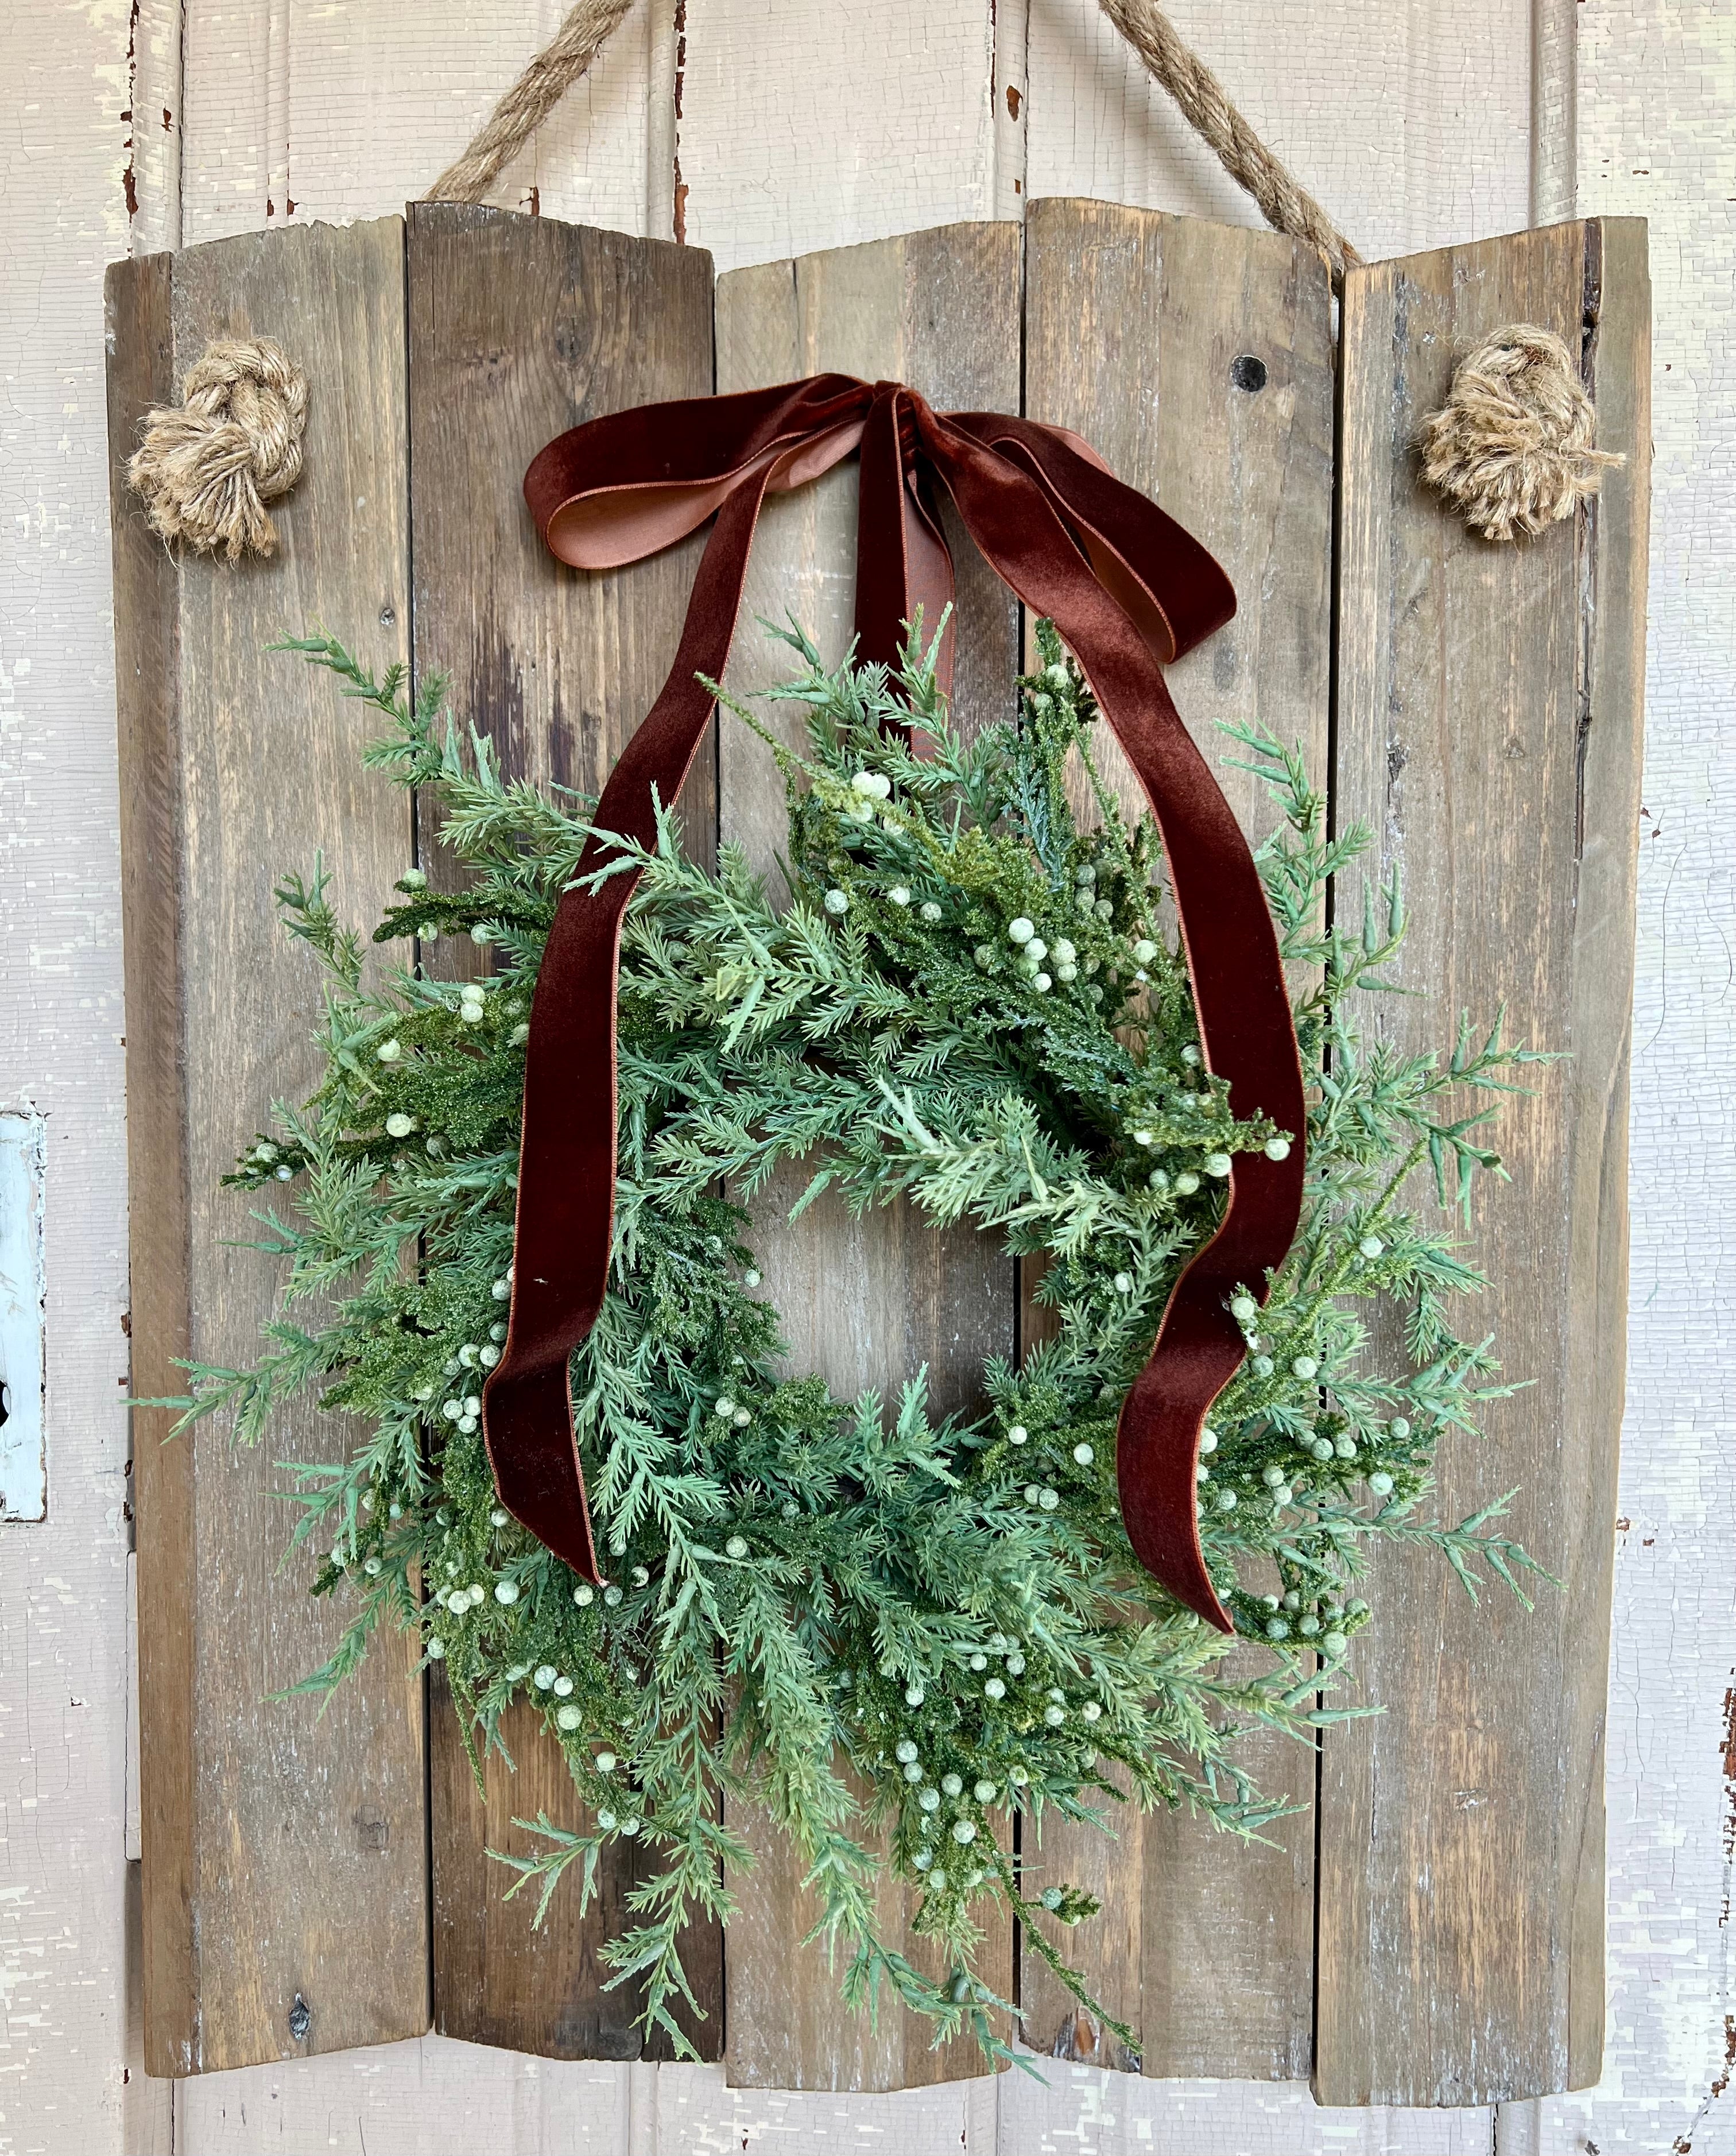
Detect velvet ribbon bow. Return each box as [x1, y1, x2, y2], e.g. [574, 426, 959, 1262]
[486, 373, 1305, 1631]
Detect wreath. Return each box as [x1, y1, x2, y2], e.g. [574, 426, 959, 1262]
[174, 615, 1545, 2064]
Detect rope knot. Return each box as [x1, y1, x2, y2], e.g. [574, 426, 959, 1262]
[127, 337, 309, 561]
[1417, 323, 1622, 543]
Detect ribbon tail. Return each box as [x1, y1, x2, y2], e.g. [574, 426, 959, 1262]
[481, 471, 774, 1577]
[918, 410, 1304, 1632]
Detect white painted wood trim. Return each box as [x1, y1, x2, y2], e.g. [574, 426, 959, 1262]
[1531, 0, 1577, 225]
[0, 1112, 47, 1523]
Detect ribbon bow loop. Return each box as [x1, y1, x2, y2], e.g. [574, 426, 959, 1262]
[490, 373, 1304, 1631]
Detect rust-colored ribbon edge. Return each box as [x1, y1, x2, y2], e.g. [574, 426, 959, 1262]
[484, 374, 1305, 1631]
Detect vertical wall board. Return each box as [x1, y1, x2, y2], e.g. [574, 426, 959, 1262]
[0, 1113, 48, 1523]
[110, 217, 431, 2078]
[405, 201, 723, 2063]
[1315, 218, 1648, 2109]
[1016, 196, 1334, 2083]
[679, 0, 1002, 274]
[712, 222, 1021, 2094]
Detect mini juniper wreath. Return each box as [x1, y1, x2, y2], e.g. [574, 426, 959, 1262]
[173, 377, 1548, 2065]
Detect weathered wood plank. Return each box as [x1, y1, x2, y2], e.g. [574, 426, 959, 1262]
[1314, 217, 1648, 2108]
[429, 1687, 693, 2061]
[405, 200, 723, 2063]
[108, 240, 195, 2087]
[111, 216, 430, 2077]
[713, 220, 1022, 2093]
[1017, 195, 1334, 2082]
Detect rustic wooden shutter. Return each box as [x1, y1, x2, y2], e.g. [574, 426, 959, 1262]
[107, 200, 1646, 2101]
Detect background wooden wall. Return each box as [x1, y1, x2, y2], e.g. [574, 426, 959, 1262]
[1, 1, 1726, 2151]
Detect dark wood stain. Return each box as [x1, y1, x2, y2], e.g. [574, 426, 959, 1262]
[406, 201, 722, 2062]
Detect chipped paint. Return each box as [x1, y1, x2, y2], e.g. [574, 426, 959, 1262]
[671, 0, 688, 244]
[0, 1113, 48, 1521]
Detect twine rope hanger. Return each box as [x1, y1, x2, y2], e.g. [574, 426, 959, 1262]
[129, 2, 1617, 547]
[423, 0, 1363, 281]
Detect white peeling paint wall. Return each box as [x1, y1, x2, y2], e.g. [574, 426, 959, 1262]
[1, 1, 1731, 2151]
[1499, 7, 1736, 2153]
[0, 4, 137, 2154]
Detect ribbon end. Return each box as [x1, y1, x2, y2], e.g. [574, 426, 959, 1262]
[481, 1362, 601, 1584]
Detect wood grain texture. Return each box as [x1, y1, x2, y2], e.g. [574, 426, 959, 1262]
[429, 1688, 716, 2062]
[111, 216, 430, 2078]
[712, 222, 1022, 2093]
[1016, 196, 1334, 2083]
[1314, 217, 1648, 2109]
[405, 200, 723, 2064]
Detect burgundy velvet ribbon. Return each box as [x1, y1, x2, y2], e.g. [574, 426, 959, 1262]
[486, 374, 1305, 1631]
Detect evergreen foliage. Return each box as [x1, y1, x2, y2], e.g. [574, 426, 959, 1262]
[169, 618, 1549, 2064]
